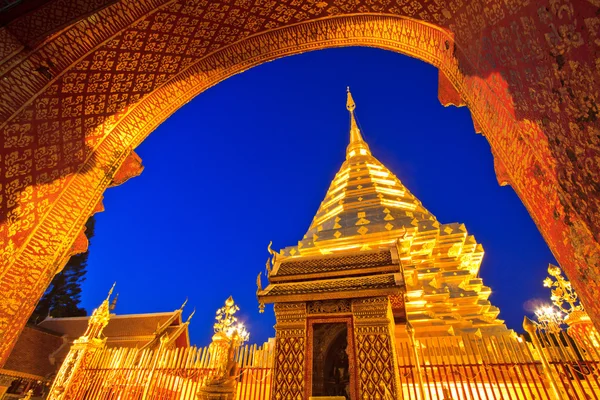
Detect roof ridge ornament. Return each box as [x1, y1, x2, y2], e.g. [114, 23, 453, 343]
[345, 87, 371, 158]
[109, 293, 119, 311]
[179, 297, 188, 311]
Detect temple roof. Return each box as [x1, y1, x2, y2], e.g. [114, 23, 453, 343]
[36, 310, 190, 364]
[260, 273, 403, 303]
[1, 310, 191, 382]
[270, 248, 395, 281]
[37, 311, 182, 339]
[2, 325, 63, 379]
[258, 247, 404, 303]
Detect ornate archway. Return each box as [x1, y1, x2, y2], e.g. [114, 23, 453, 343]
[0, 0, 598, 366]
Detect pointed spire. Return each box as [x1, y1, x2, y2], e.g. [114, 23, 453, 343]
[109, 293, 119, 311]
[107, 282, 116, 298]
[80, 283, 115, 341]
[185, 308, 196, 324]
[179, 297, 188, 311]
[346, 87, 371, 158]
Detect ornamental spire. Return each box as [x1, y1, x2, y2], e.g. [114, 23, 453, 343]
[346, 87, 371, 158]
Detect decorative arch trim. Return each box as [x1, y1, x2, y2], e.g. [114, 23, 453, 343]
[1, 12, 598, 366]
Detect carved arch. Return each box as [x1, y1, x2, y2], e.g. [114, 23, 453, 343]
[1, 12, 598, 365]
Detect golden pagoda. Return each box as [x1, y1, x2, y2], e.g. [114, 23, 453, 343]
[257, 88, 510, 399]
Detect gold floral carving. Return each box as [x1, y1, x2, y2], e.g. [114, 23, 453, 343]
[351, 297, 401, 399]
[307, 299, 351, 315]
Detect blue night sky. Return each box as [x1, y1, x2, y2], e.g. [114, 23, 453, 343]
[82, 47, 556, 346]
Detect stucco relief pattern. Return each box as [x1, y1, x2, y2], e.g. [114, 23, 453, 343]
[273, 302, 307, 400]
[0, 0, 598, 367]
[352, 297, 401, 399]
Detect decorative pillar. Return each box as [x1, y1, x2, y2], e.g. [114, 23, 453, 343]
[47, 286, 115, 400]
[352, 297, 402, 399]
[272, 302, 307, 400]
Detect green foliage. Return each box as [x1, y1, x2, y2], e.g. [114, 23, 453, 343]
[29, 217, 95, 323]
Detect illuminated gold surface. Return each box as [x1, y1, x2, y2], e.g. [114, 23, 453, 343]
[258, 92, 520, 399]
[213, 296, 249, 344]
[199, 297, 250, 399]
[534, 305, 564, 334]
[263, 92, 508, 338]
[544, 263, 584, 319]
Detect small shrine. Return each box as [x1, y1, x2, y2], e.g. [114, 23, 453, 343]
[198, 296, 249, 400]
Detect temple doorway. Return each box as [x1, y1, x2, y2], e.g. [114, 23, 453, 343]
[311, 322, 352, 399]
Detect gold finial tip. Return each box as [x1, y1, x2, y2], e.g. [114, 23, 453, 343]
[186, 308, 196, 323]
[109, 293, 119, 311]
[107, 282, 116, 297]
[179, 297, 188, 310]
[346, 87, 356, 111]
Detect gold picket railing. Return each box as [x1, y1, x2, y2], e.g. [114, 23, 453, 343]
[234, 340, 274, 400]
[396, 330, 600, 399]
[64, 340, 274, 400]
[52, 329, 600, 399]
[536, 329, 600, 400]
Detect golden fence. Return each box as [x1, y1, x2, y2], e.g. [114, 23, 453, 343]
[55, 329, 600, 399]
[538, 329, 600, 400]
[64, 340, 274, 400]
[396, 330, 600, 399]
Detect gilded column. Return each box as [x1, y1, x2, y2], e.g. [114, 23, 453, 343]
[272, 302, 307, 400]
[352, 297, 402, 400]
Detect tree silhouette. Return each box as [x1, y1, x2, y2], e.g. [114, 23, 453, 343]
[29, 216, 95, 323]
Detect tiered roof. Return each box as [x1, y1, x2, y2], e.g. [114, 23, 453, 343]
[1, 325, 63, 380]
[259, 248, 404, 303]
[36, 307, 190, 365]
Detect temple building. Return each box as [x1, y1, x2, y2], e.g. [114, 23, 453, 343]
[257, 88, 511, 399]
[0, 295, 190, 399]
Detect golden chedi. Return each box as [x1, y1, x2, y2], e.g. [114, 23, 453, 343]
[260, 88, 509, 339]
[257, 88, 512, 399]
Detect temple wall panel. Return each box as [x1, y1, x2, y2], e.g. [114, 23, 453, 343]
[352, 297, 401, 399]
[272, 303, 307, 400]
